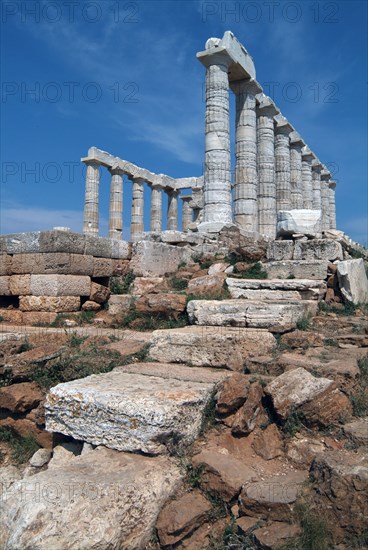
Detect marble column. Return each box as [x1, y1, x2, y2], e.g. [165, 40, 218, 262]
[256, 94, 279, 238]
[301, 146, 314, 209]
[289, 132, 304, 209]
[108, 168, 123, 240]
[201, 52, 233, 229]
[167, 189, 179, 230]
[150, 185, 162, 232]
[181, 196, 193, 231]
[328, 181, 337, 229]
[83, 161, 100, 236]
[312, 160, 323, 211]
[232, 79, 262, 232]
[130, 177, 144, 242]
[275, 116, 293, 212]
[320, 168, 331, 231]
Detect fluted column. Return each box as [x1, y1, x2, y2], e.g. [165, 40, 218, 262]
[312, 160, 323, 211]
[181, 196, 193, 231]
[275, 116, 293, 212]
[290, 132, 304, 209]
[108, 168, 123, 239]
[150, 185, 162, 232]
[301, 146, 314, 209]
[256, 95, 278, 238]
[201, 52, 232, 229]
[232, 79, 262, 232]
[320, 168, 331, 231]
[83, 161, 100, 236]
[328, 181, 337, 229]
[130, 177, 144, 241]
[167, 190, 179, 230]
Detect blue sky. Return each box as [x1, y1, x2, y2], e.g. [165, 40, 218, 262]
[1, 0, 367, 244]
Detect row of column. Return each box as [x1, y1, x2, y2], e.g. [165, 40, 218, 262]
[83, 163, 195, 240]
[202, 56, 337, 238]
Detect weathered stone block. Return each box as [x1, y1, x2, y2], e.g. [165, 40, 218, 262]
[9, 275, 31, 295]
[0, 276, 10, 296]
[148, 326, 276, 370]
[293, 239, 343, 261]
[10, 253, 43, 274]
[0, 232, 41, 254]
[45, 366, 216, 455]
[135, 293, 187, 316]
[108, 295, 134, 316]
[227, 288, 302, 301]
[226, 278, 325, 291]
[187, 300, 317, 332]
[131, 277, 166, 296]
[277, 209, 322, 237]
[267, 241, 294, 261]
[22, 312, 58, 325]
[40, 230, 85, 254]
[336, 258, 368, 304]
[0, 447, 181, 550]
[44, 253, 94, 275]
[130, 241, 193, 276]
[262, 260, 328, 280]
[0, 255, 12, 276]
[19, 296, 80, 312]
[92, 257, 114, 277]
[30, 275, 91, 296]
[89, 282, 110, 304]
[111, 239, 131, 260]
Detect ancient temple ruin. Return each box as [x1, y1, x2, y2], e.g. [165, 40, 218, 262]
[82, 31, 336, 241]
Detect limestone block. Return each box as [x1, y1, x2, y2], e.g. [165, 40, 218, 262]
[39, 230, 85, 254]
[21, 312, 58, 325]
[81, 301, 101, 312]
[92, 257, 114, 277]
[0, 232, 41, 254]
[135, 293, 187, 316]
[267, 241, 294, 261]
[131, 277, 165, 296]
[293, 239, 343, 261]
[10, 253, 44, 274]
[160, 230, 204, 245]
[336, 258, 368, 304]
[187, 300, 317, 332]
[187, 273, 226, 296]
[89, 282, 110, 304]
[19, 296, 80, 312]
[0, 255, 12, 276]
[226, 277, 326, 292]
[47, 253, 94, 275]
[0, 276, 10, 295]
[0, 447, 181, 550]
[0, 382, 43, 413]
[227, 288, 302, 301]
[277, 209, 322, 237]
[148, 326, 276, 370]
[262, 260, 328, 280]
[45, 367, 216, 455]
[9, 275, 31, 295]
[130, 241, 193, 276]
[30, 275, 91, 296]
[111, 239, 131, 260]
[108, 295, 134, 316]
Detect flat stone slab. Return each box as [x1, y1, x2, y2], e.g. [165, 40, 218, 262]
[148, 326, 276, 370]
[261, 260, 328, 280]
[45, 365, 218, 455]
[227, 288, 302, 301]
[343, 418, 368, 445]
[117, 362, 230, 384]
[187, 300, 317, 332]
[226, 278, 325, 291]
[0, 447, 181, 549]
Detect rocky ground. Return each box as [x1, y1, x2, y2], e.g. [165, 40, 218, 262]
[0, 250, 367, 549]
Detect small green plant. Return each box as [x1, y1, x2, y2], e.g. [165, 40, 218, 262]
[295, 502, 331, 550]
[287, 274, 296, 279]
[185, 462, 204, 488]
[324, 338, 338, 347]
[318, 300, 357, 317]
[170, 276, 188, 290]
[0, 315, 4, 322]
[283, 407, 303, 437]
[200, 388, 217, 434]
[110, 272, 135, 294]
[296, 316, 311, 331]
[186, 285, 231, 302]
[18, 338, 33, 353]
[114, 311, 189, 331]
[68, 332, 88, 348]
[79, 310, 95, 324]
[0, 427, 40, 464]
[178, 261, 187, 269]
[238, 262, 267, 279]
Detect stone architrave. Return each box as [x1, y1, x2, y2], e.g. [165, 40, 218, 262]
[181, 196, 193, 231]
[108, 168, 123, 240]
[320, 168, 331, 231]
[275, 115, 293, 213]
[301, 146, 314, 209]
[167, 190, 179, 231]
[198, 44, 233, 231]
[130, 177, 144, 242]
[312, 159, 323, 211]
[328, 181, 337, 229]
[256, 94, 279, 238]
[82, 160, 100, 236]
[150, 185, 162, 232]
[232, 79, 262, 232]
[289, 131, 304, 209]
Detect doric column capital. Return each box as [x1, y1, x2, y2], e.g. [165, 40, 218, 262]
[321, 168, 332, 181]
[231, 78, 262, 96]
[256, 93, 279, 116]
[108, 167, 124, 176]
[290, 131, 305, 147]
[301, 146, 314, 161]
[328, 180, 337, 190]
[274, 115, 293, 135]
[312, 159, 323, 171]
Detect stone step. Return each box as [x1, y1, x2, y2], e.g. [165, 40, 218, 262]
[45, 363, 229, 456]
[187, 300, 317, 332]
[148, 326, 276, 370]
[226, 277, 325, 300]
[261, 260, 328, 280]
